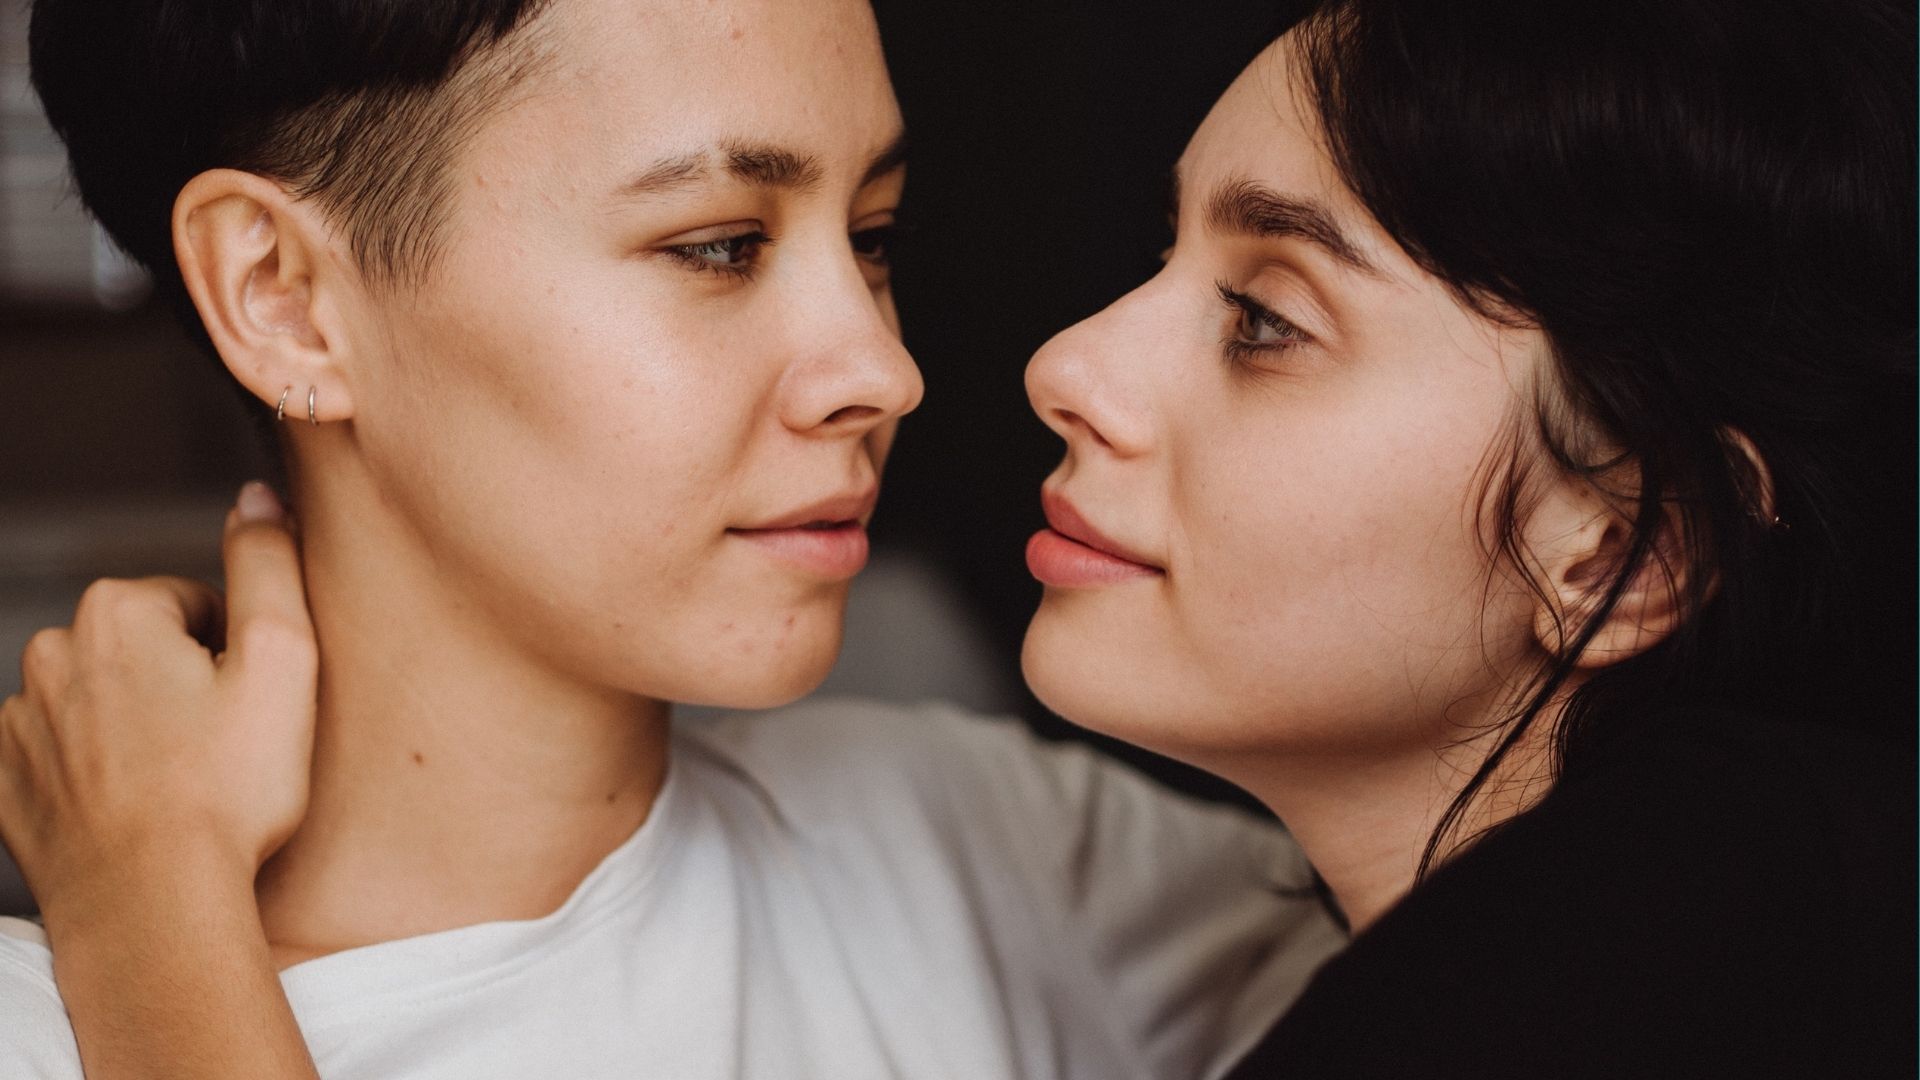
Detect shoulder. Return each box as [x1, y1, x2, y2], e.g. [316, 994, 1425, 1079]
[678, 694, 1118, 825]
[679, 695, 1307, 877]
[1244, 706, 1915, 1078]
[0, 918, 85, 1076]
[680, 693, 1042, 779]
[687, 697, 1341, 1080]
[1519, 706, 1912, 903]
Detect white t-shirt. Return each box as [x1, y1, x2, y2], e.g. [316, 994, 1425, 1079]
[0, 697, 1344, 1079]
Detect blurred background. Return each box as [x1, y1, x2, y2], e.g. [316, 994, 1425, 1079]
[0, 0, 1292, 912]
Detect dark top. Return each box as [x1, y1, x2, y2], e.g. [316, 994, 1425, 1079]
[1225, 708, 1916, 1079]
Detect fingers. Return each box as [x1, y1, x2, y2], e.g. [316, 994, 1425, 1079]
[70, 576, 223, 670]
[18, 626, 73, 700]
[137, 578, 227, 649]
[221, 482, 316, 676]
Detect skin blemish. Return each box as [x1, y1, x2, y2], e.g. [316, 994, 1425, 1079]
[410, 751, 425, 766]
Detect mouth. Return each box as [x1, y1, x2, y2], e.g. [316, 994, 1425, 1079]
[727, 488, 879, 579]
[1028, 488, 1163, 588]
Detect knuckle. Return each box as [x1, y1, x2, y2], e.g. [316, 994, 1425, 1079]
[77, 576, 136, 614]
[75, 577, 163, 633]
[76, 578, 177, 638]
[19, 627, 70, 683]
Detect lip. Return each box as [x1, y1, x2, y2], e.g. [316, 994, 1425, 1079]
[735, 487, 879, 532]
[727, 486, 879, 579]
[1028, 488, 1163, 588]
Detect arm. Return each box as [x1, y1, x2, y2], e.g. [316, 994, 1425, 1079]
[0, 483, 321, 1080]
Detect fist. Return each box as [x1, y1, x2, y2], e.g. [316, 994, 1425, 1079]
[0, 483, 318, 918]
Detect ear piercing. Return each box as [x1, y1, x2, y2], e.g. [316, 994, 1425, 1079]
[276, 385, 320, 426]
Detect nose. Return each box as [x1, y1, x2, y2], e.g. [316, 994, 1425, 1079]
[779, 270, 924, 440]
[1025, 283, 1158, 458]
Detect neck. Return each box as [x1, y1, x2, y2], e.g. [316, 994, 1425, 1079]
[256, 464, 670, 967]
[1227, 698, 1563, 934]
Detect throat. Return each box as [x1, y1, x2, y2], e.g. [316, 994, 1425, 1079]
[255, 729, 669, 964]
[256, 468, 673, 962]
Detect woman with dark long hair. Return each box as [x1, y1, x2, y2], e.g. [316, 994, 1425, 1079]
[1021, 0, 1913, 1073]
[4, 0, 1913, 1076]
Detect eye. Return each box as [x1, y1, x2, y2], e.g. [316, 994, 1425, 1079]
[850, 223, 904, 266]
[1216, 281, 1311, 361]
[663, 230, 772, 277]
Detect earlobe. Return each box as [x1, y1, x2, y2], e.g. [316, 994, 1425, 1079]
[172, 169, 357, 424]
[1528, 482, 1689, 670]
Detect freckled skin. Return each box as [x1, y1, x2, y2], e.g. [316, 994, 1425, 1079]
[321, 0, 919, 711]
[1022, 37, 1554, 769]
[1015, 34, 1602, 929]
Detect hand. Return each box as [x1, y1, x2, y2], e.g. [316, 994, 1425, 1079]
[0, 482, 318, 927]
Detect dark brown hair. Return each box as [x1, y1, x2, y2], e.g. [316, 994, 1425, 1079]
[1291, 0, 1915, 874]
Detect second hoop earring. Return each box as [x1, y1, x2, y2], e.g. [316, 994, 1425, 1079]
[276, 386, 292, 422]
[308, 386, 318, 426]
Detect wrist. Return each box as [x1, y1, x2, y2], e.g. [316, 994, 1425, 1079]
[38, 831, 262, 947]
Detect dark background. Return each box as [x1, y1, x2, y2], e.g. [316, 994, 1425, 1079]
[0, 2, 1296, 808]
[871, 0, 1290, 798]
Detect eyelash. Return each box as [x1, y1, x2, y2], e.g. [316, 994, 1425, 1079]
[1215, 281, 1311, 363]
[661, 223, 907, 284]
[663, 231, 775, 279]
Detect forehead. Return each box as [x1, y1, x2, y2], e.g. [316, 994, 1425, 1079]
[481, 0, 900, 181]
[1179, 40, 1366, 235]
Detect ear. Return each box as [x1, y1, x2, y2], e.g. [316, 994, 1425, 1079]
[1719, 426, 1779, 529]
[1526, 473, 1691, 670]
[172, 169, 358, 424]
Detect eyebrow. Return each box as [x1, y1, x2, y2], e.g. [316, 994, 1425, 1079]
[618, 131, 909, 200]
[1185, 173, 1380, 277]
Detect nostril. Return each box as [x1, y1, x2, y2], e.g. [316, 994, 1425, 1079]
[1055, 407, 1114, 451]
[824, 404, 882, 427]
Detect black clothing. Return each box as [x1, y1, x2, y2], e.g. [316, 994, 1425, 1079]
[1225, 708, 1916, 1079]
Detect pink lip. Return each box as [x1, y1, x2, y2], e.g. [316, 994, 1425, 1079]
[732, 522, 870, 579]
[738, 488, 879, 532]
[728, 487, 879, 579]
[1028, 489, 1162, 588]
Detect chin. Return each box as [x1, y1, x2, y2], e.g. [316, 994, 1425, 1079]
[1021, 605, 1146, 736]
[1021, 604, 1249, 769]
[711, 661, 836, 711]
[668, 600, 847, 711]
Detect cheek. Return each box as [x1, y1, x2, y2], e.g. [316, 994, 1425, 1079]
[358, 273, 764, 617]
[1167, 398, 1523, 729]
[351, 290, 847, 704]
[382, 253, 757, 500]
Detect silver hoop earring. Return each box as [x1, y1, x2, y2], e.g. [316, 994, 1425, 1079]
[307, 386, 318, 426]
[276, 386, 292, 422]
